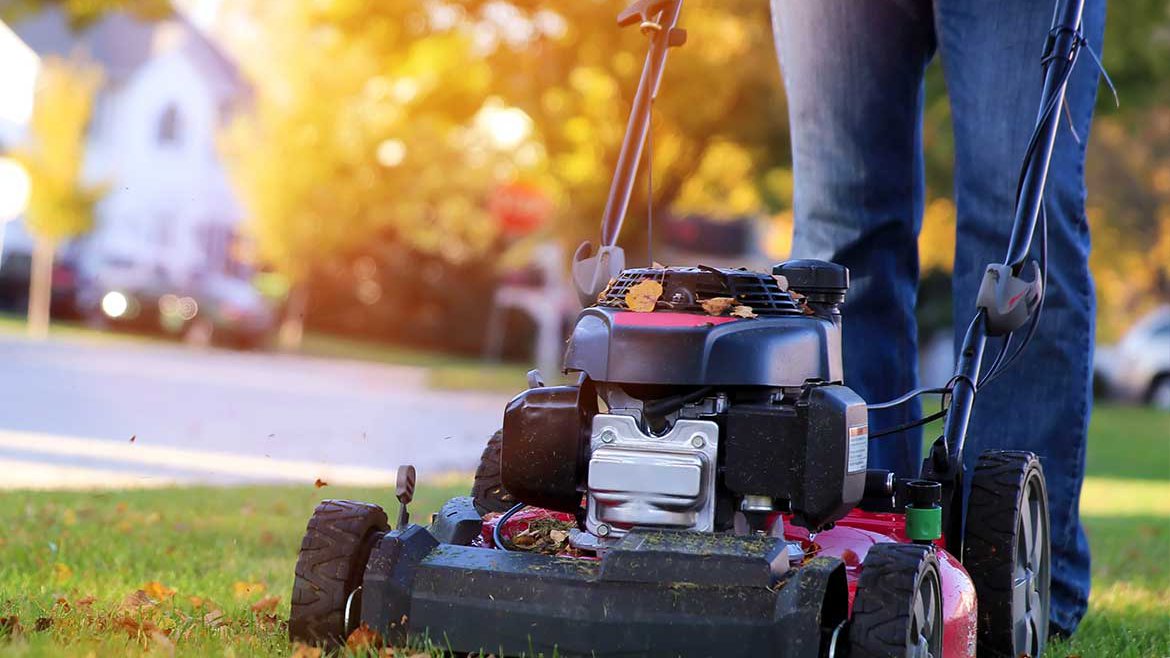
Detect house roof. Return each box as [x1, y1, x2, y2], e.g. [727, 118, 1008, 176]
[8, 6, 248, 104]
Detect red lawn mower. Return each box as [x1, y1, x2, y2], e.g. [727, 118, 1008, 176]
[289, 0, 1089, 655]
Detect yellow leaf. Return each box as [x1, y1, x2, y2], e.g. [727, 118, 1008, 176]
[291, 642, 323, 658]
[232, 581, 266, 599]
[730, 305, 757, 319]
[700, 297, 736, 316]
[53, 563, 73, 584]
[624, 280, 663, 313]
[142, 581, 176, 601]
[346, 622, 382, 650]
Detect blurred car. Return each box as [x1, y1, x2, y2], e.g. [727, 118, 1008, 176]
[1094, 305, 1170, 410]
[0, 249, 82, 318]
[79, 260, 275, 349]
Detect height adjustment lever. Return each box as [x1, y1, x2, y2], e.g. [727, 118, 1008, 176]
[975, 262, 1043, 336]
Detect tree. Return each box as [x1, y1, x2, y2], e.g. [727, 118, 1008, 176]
[15, 56, 104, 339]
[222, 0, 515, 349]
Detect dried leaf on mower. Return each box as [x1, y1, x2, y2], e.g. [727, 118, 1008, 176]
[730, 305, 758, 319]
[624, 279, 663, 312]
[773, 274, 789, 291]
[700, 296, 737, 316]
[507, 517, 577, 555]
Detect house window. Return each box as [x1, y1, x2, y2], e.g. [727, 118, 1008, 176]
[158, 104, 182, 145]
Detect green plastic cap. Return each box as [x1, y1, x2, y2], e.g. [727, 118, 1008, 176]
[906, 504, 942, 541]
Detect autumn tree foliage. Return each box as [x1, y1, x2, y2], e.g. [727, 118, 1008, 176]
[15, 56, 104, 339]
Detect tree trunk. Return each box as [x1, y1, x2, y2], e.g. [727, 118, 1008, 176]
[278, 282, 308, 351]
[27, 237, 55, 340]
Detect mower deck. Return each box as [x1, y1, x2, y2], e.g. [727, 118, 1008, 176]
[357, 504, 976, 658]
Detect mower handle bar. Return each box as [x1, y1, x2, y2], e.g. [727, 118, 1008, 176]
[926, 0, 1085, 551]
[599, 0, 684, 248]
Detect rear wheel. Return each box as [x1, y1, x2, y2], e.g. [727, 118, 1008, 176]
[1147, 374, 1170, 411]
[471, 430, 514, 515]
[289, 500, 389, 645]
[963, 450, 1050, 658]
[848, 543, 942, 658]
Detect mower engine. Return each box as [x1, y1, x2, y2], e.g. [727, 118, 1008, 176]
[500, 259, 868, 537]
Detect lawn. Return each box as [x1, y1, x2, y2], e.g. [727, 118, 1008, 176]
[0, 405, 1167, 657]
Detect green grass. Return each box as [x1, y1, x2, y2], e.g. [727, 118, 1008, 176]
[0, 405, 1167, 657]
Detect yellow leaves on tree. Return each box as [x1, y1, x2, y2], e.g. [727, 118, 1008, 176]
[14, 56, 106, 339]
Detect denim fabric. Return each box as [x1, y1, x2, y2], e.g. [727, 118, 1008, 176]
[771, 0, 1103, 635]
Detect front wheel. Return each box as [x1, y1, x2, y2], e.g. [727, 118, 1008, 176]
[963, 450, 1051, 658]
[289, 500, 389, 645]
[848, 543, 943, 658]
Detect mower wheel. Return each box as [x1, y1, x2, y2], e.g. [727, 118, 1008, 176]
[289, 499, 389, 646]
[848, 543, 942, 658]
[963, 450, 1050, 658]
[471, 430, 514, 515]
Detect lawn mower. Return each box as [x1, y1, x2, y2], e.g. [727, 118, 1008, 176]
[289, 0, 1088, 654]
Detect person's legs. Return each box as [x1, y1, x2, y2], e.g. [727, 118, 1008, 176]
[771, 0, 936, 478]
[935, 0, 1105, 635]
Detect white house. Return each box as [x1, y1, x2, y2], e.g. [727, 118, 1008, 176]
[1, 6, 248, 288]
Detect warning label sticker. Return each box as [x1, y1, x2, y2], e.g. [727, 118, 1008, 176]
[847, 424, 868, 473]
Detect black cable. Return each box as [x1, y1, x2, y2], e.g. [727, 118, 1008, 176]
[867, 387, 950, 411]
[869, 408, 949, 440]
[492, 503, 526, 551]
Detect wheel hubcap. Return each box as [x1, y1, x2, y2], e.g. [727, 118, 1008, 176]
[1013, 476, 1050, 655]
[909, 568, 942, 658]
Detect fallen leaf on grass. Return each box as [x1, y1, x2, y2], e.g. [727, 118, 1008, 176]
[54, 597, 70, 611]
[624, 279, 663, 313]
[314, 478, 328, 488]
[256, 613, 284, 631]
[114, 616, 165, 638]
[143, 580, 176, 601]
[202, 610, 226, 629]
[120, 589, 157, 610]
[730, 305, 758, 319]
[75, 595, 96, 608]
[232, 581, 266, 599]
[700, 297, 737, 316]
[0, 616, 23, 637]
[34, 617, 52, 632]
[346, 622, 382, 650]
[250, 595, 280, 613]
[53, 562, 73, 584]
[188, 595, 205, 608]
[291, 641, 323, 658]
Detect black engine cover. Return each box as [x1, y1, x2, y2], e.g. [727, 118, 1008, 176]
[501, 382, 596, 513]
[724, 385, 867, 529]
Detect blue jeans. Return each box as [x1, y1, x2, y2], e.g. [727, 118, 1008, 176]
[771, 0, 1103, 636]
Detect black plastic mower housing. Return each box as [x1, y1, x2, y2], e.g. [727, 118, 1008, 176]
[361, 524, 848, 658]
[563, 306, 843, 387]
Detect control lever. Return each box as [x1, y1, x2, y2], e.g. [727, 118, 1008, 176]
[395, 464, 416, 529]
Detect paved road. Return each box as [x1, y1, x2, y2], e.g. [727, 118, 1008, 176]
[0, 334, 511, 489]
